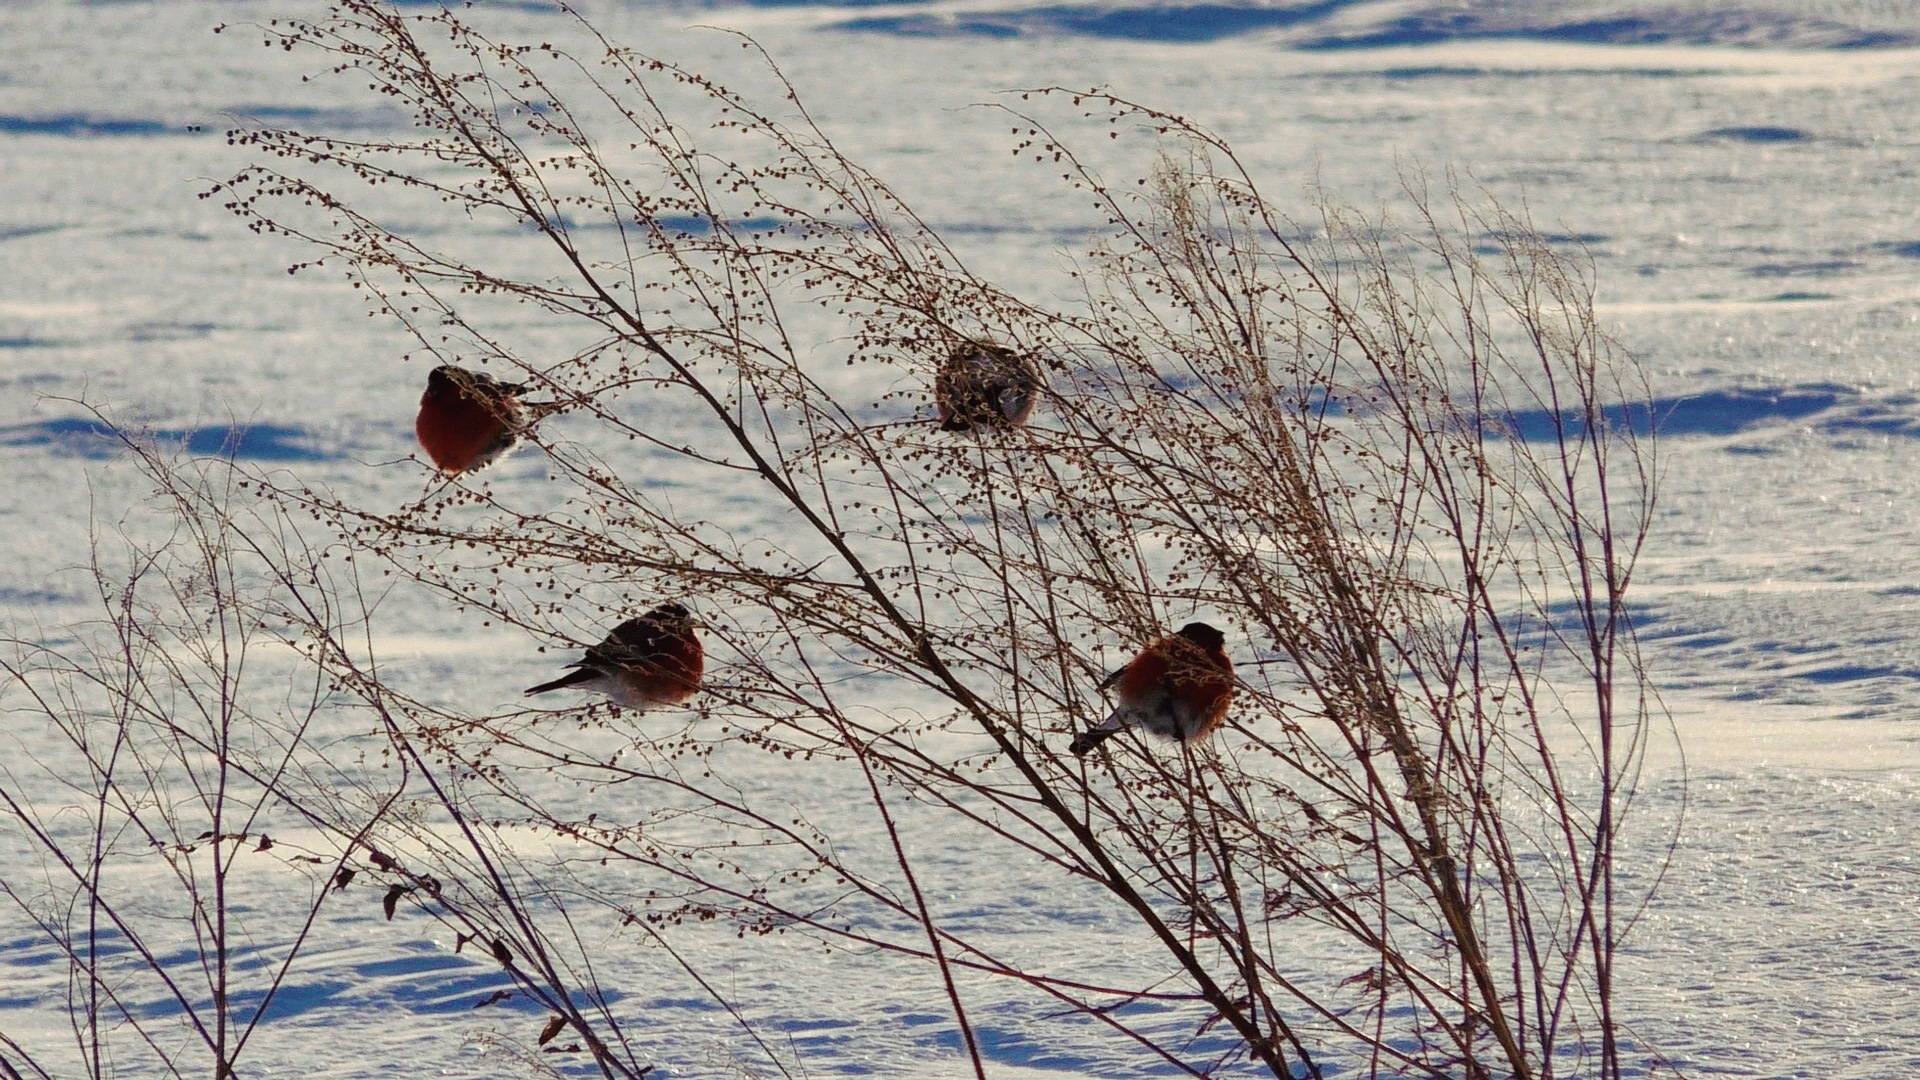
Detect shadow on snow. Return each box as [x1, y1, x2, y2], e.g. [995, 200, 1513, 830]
[839, 0, 1351, 41]
[0, 418, 336, 463]
[835, 2, 1920, 46]
[1500, 384, 1920, 442]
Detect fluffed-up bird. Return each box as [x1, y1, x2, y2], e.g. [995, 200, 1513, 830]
[524, 603, 705, 710]
[934, 340, 1039, 432]
[415, 364, 538, 474]
[1070, 622, 1235, 756]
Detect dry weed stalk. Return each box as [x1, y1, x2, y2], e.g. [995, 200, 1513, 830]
[2, 433, 682, 1079]
[0, 436, 388, 1080]
[89, 2, 1677, 1075]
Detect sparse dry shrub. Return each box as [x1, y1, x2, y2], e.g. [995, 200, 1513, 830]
[1, 432, 678, 1080]
[1, 3, 1670, 1077]
[0, 434, 393, 1080]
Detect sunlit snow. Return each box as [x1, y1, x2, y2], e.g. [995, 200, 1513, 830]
[6, 0, 1920, 1076]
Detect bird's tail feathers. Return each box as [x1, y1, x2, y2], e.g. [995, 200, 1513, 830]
[524, 666, 601, 696]
[1070, 710, 1127, 757]
[1069, 728, 1119, 757]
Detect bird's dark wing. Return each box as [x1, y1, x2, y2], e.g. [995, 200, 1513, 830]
[585, 615, 671, 668]
[462, 370, 529, 399]
[1095, 664, 1126, 693]
[988, 359, 1038, 396]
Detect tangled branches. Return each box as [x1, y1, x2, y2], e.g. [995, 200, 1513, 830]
[7, 4, 1664, 1077]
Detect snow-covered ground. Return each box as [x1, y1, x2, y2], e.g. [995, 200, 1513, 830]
[6, 1, 1920, 1076]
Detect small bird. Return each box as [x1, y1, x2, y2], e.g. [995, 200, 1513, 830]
[1071, 622, 1235, 756]
[934, 340, 1039, 432]
[414, 364, 534, 474]
[524, 603, 704, 710]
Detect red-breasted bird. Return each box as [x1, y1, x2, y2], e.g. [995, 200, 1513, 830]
[935, 341, 1039, 432]
[1070, 622, 1234, 756]
[415, 364, 535, 474]
[524, 604, 704, 709]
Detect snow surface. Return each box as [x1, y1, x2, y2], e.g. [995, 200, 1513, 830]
[6, 0, 1920, 1076]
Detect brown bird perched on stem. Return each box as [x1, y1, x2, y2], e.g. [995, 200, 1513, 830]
[935, 340, 1039, 431]
[524, 604, 704, 710]
[1070, 622, 1234, 756]
[415, 364, 542, 474]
